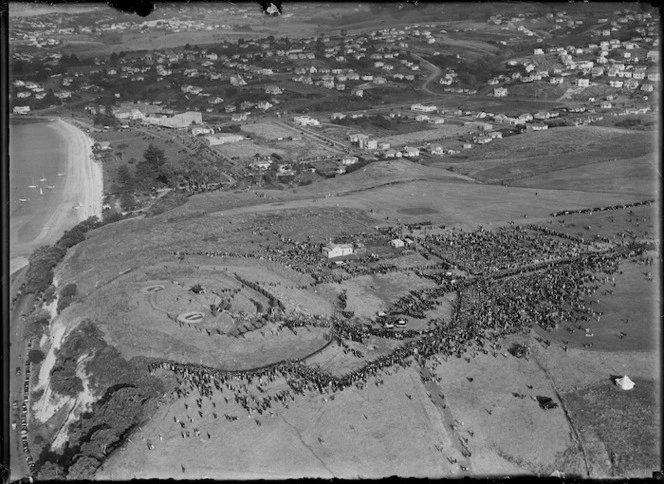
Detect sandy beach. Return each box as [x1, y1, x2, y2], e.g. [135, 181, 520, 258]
[10, 118, 103, 275]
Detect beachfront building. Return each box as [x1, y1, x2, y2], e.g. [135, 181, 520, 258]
[322, 243, 354, 259]
[142, 111, 202, 129]
[13, 106, 31, 115]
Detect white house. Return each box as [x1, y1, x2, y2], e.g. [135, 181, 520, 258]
[322, 243, 354, 259]
[293, 115, 320, 127]
[493, 87, 508, 97]
[411, 103, 437, 112]
[577, 78, 590, 87]
[389, 239, 405, 248]
[402, 146, 420, 157]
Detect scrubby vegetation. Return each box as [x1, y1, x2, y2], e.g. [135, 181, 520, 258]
[24, 215, 119, 296]
[37, 321, 164, 480]
[614, 117, 656, 130]
[56, 283, 78, 314]
[24, 310, 51, 340]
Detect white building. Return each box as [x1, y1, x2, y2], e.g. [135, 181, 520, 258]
[204, 133, 244, 146]
[294, 116, 320, 127]
[390, 239, 405, 248]
[190, 125, 213, 136]
[142, 111, 202, 129]
[411, 103, 437, 112]
[322, 243, 354, 259]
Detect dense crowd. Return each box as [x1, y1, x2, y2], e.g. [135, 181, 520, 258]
[152, 236, 649, 422]
[143, 204, 656, 439]
[418, 226, 585, 276]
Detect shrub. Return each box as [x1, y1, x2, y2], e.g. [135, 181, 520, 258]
[28, 349, 45, 365]
[57, 283, 78, 314]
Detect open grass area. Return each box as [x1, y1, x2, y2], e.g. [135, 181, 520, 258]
[241, 122, 300, 141]
[563, 378, 660, 477]
[443, 126, 656, 184]
[511, 154, 658, 197]
[375, 124, 469, 147]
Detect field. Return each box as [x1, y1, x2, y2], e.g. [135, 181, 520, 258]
[241, 122, 301, 141]
[442, 125, 656, 185]
[369, 124, 468, 147]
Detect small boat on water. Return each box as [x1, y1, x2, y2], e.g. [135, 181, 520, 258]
[18, 190, 30, 202]
[57, 173, 64, 177]
[46, 185, 55, 189]
[39, 187, 44, 196]
[39, 174, 47, 182]
[27, 178, 37, 188]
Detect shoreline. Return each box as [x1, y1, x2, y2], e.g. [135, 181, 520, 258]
[10, 118, 103, 276]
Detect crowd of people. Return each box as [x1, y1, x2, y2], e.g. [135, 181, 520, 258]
[418, 225, 587, 276]
[142, 202, 657, 440]
[550, 199, 654, 218]
[144, 237, 647, 450]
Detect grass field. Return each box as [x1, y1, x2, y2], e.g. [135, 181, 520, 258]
[442, 125, 656, 184]
[376, 124, 469, 147]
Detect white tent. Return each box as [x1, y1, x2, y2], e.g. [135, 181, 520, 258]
[615, 375, 635, 390]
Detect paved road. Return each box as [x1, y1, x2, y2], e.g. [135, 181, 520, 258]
[8, 268, 33, 482]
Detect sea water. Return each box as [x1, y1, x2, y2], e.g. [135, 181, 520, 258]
[10, 118, 69, 257]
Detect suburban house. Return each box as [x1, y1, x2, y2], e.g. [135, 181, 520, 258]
[402, 146, 420, 157]
[341, 155, 359, 165]
[322, 243, 354, 259]
[493, 87, 508, 97]
[389, 239, 405, 248]
[429, 144, 444, 155]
